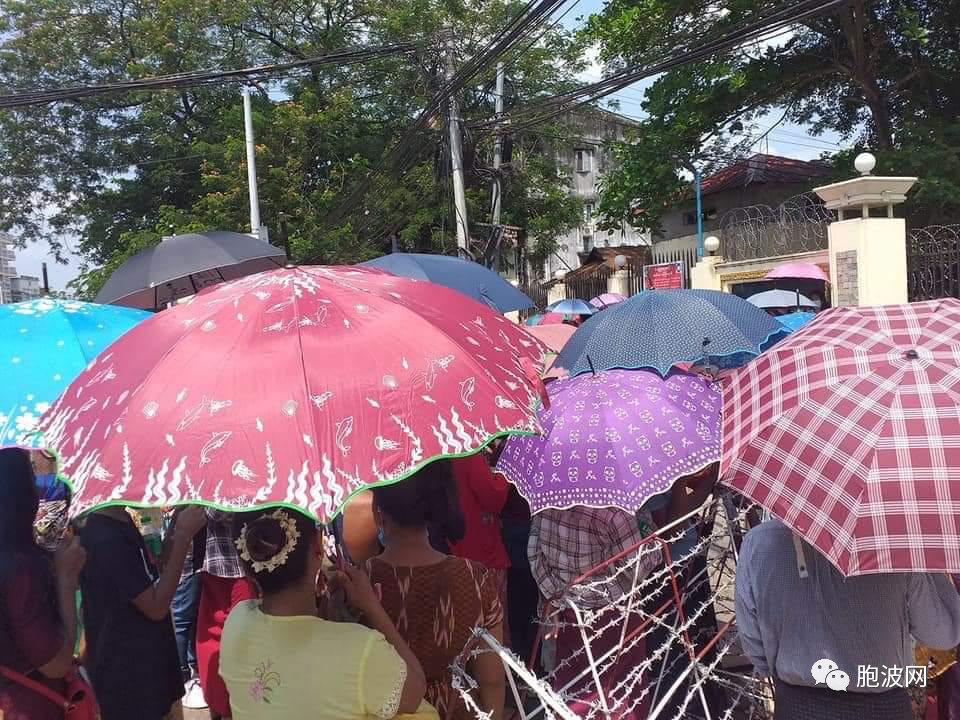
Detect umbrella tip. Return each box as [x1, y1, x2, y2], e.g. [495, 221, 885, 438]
[904, 349, 919, 360]
[587, 355, 597, 376]
[284, 261, 297, 269]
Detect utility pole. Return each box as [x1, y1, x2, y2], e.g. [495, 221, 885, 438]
[491, 62, 505, 226]
[441, 24, 470, 255]
[241, 87, 263, 240]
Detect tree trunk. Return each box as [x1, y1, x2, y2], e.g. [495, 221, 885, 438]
[864, 88, 895, 149]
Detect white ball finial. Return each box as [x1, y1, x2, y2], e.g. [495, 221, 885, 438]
[553, 269, 565, 280]
[704, 235, 721, 253]
[614, 254, 627, 269]
[854, 152, 876, 176]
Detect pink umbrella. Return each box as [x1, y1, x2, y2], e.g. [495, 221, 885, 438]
[589, 292, 628, 309]
[38, 266, 548, 522]
[765, 262, 829, 282]
[536, 312, 570, 325]
[524, 324, 576, 354]
[721, 299, 960, 575]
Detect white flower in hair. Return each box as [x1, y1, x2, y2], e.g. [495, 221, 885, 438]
[235, 509, 301, 573]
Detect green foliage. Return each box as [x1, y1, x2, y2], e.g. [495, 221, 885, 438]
[584, 0, 960, 232]
[0, 0, 585, 296]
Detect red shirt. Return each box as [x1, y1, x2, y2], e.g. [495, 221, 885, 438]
[0, 552, 67, 720]
[448, 454, 511, 570]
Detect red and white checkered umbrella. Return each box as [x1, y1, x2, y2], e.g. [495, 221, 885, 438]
[720, 299, 960, 576]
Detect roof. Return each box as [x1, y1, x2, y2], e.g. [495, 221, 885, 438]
[566, 245, 652, 279]
[696, 154, 831, 198]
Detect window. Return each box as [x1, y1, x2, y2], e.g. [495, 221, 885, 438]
[683, 207, 717, 226]
[582, 235, 594, 253]
[583, 203, 595, 225]
[575, 148, 594, 173]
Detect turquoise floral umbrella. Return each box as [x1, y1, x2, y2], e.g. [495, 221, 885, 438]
[0, 298, 151, 447]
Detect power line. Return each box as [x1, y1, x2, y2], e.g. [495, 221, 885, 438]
[310, 0, 571, 248]
[0, 43, 422, 108]
[472, 0, 851, 133]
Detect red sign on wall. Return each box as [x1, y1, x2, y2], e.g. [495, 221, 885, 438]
[642, 261, 684, 290]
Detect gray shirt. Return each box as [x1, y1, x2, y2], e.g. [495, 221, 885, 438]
[735, 520, 960, 691]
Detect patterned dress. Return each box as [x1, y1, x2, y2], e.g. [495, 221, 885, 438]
[367, 556, 504, 720]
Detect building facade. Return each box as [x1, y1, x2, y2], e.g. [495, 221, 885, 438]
[650, 154, 833, 282]
[539, 109, 650, 279]
[9, 274, 41, 302]
[0, 233, 18, 303]
[0, 233, 46, 303]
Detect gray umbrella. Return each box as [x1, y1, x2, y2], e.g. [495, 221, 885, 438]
[747, 289, 818, 309]
[94, 231, 286, 310]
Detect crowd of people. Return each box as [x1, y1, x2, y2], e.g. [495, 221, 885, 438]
[4, 434, 960, 720]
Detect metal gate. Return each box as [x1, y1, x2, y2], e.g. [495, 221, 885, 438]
[650, 247, 697, 288]
[565, 267, 611, 301]
[907, 225, 960, 301]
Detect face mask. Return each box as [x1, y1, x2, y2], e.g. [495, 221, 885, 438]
[35, 473, 67, 502]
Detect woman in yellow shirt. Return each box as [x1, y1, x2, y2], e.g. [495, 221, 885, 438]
[220, 507, 436, 720]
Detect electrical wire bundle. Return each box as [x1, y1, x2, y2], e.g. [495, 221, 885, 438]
[314, 0, 573, 238]
[0, 44, 421, 109]
[314, 0, 852, 252]
[469, 0, 853, 133]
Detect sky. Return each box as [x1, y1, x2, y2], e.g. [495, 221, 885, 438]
[14, 0, 846, 291]
[13, 237, 81, 294]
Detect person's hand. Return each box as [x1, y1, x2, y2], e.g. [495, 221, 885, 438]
[172, 505, 207, 544]
[334, 565, 383, 618]
[54, 536, 86, 585]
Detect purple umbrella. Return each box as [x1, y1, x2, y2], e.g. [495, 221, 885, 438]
[496, 369, 722, 513]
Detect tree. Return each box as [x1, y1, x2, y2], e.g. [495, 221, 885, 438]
[0, 0, 585, 295]
[584, 0, 960, 232]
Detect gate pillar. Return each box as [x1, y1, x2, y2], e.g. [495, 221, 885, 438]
[813, 153, 916, 307]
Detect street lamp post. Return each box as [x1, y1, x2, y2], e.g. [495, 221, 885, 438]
[672, 152, 704, 259]
[693, 166, 704, 259]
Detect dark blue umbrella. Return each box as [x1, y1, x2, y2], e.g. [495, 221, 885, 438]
[553, 289, 789, 377]
[360, 253, 532, 313]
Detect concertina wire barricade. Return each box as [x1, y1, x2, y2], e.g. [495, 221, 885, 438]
[450, 490, 777, 720]
[718, 193, 832, 263]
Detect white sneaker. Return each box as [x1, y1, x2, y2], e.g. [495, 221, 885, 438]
[182, 677, 208, 710]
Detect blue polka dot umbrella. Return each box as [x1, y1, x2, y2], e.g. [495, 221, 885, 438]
[554, 289, 789, 378]
[496, 368, 723, 513]
[0, 298, 151, 447]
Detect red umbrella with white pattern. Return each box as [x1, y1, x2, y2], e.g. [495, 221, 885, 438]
[39, 266, 548, 522]
[720, 299, 960, 575]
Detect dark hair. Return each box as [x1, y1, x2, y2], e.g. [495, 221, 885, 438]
[372, 460, 465, 543]
[0, 448, 41, 585]
[233, 508, 317, 594]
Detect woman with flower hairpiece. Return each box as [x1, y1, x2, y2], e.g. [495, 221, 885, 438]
[219, 507, 435, 720]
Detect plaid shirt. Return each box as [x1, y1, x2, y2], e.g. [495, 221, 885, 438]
[203, 509, 245, 579]
[528, 506, 661, 610]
